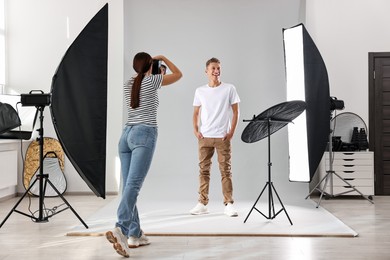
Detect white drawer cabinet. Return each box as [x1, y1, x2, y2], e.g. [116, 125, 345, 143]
[0, 140, 26, 199]
[319, 151, 374, 197]
[0, 150, 17, 190]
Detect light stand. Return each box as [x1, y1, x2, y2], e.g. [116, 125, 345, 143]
[0, 105, 88, 228]
[243, 118, 293, 225]
[241, 101, 306, 225]
[305, 111, 374, 208]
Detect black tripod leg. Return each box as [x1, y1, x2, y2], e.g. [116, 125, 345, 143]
[45, 179, 89, 229]
[270, 183, 293, 225]
[37, 176, 49, 222]
[244, 182, 268, 223]
[269, 185, 276, 218]
[0, 178, 40, 228]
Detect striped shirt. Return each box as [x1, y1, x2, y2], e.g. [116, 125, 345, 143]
[124, 74, 163, 126]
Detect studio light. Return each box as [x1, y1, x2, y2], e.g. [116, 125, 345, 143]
[0, 4, 108, 228]
[20, 91, 51, 107]
[330, 96, 344, 111]
[283, 23, 331, 182]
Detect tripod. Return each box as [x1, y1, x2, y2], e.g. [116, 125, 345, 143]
[241, 101, 306, 225]
[243, 118, 293, 225]
[305, 113, 374, 208]
[0, 105, 88, 228]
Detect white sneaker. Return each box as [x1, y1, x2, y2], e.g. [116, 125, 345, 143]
[224, 203, 238, 217]
[105, 227, 131, 258]
[128, 231, 150, 248]
[190, 202, 209, 215]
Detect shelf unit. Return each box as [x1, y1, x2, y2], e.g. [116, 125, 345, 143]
[0, 141, 18, 199]
[319, 151, 374, 197]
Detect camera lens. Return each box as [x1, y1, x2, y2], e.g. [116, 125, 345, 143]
[152, 60, 161, 75]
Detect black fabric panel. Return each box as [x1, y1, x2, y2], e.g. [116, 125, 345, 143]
[302, 25, 330, 181]
[50, 4, 108, 198]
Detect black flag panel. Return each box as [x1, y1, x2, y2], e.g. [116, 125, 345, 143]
[302, 25, 330, 181]
[50, 4, 108, 198]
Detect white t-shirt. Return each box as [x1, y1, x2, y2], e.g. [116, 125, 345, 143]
[193, 82, 240, 138]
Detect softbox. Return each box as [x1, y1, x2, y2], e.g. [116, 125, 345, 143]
[50, 4, 108, 198]
[283, 23, 330, 182]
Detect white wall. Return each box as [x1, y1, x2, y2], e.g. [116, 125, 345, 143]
[5, 0, 123, 195]
[305, 0, 390, 126]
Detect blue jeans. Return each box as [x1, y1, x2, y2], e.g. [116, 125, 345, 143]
[116, 124, 157, 238]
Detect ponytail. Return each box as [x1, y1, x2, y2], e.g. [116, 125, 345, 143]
[130, 52, 152, 109]
[130, 73, 145, 108]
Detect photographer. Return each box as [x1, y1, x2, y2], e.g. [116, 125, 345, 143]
[106, 52, 182, 258]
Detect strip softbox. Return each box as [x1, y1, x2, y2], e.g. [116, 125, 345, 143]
[283, 23, 330, 182]
[50, 4, 108, 198]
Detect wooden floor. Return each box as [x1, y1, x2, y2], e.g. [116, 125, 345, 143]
[0, 194, 389, 259]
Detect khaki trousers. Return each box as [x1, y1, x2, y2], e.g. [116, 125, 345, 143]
[197, 138, 234, 205]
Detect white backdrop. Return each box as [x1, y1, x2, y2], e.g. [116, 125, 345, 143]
[124, 0, 309, 203]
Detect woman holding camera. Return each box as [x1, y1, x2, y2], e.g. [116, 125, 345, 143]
[106, 52, 182, 258]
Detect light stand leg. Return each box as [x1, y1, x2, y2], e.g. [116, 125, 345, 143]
[268, 176, 273, 218]
[331, 171, 373, 204]
[306, 170, 332, 208]
[316, 171, 331, 208]
[270, 182, 293, 225]
[0, 178, 40, 228]
[45, 178, 88, 228]
[244, 183, 268, 223]
[305, 171, 330, 198]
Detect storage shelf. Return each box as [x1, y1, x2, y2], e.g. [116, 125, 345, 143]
[320, 151, 374, 196]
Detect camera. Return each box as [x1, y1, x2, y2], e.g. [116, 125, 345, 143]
[152, 59, 161, 75]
